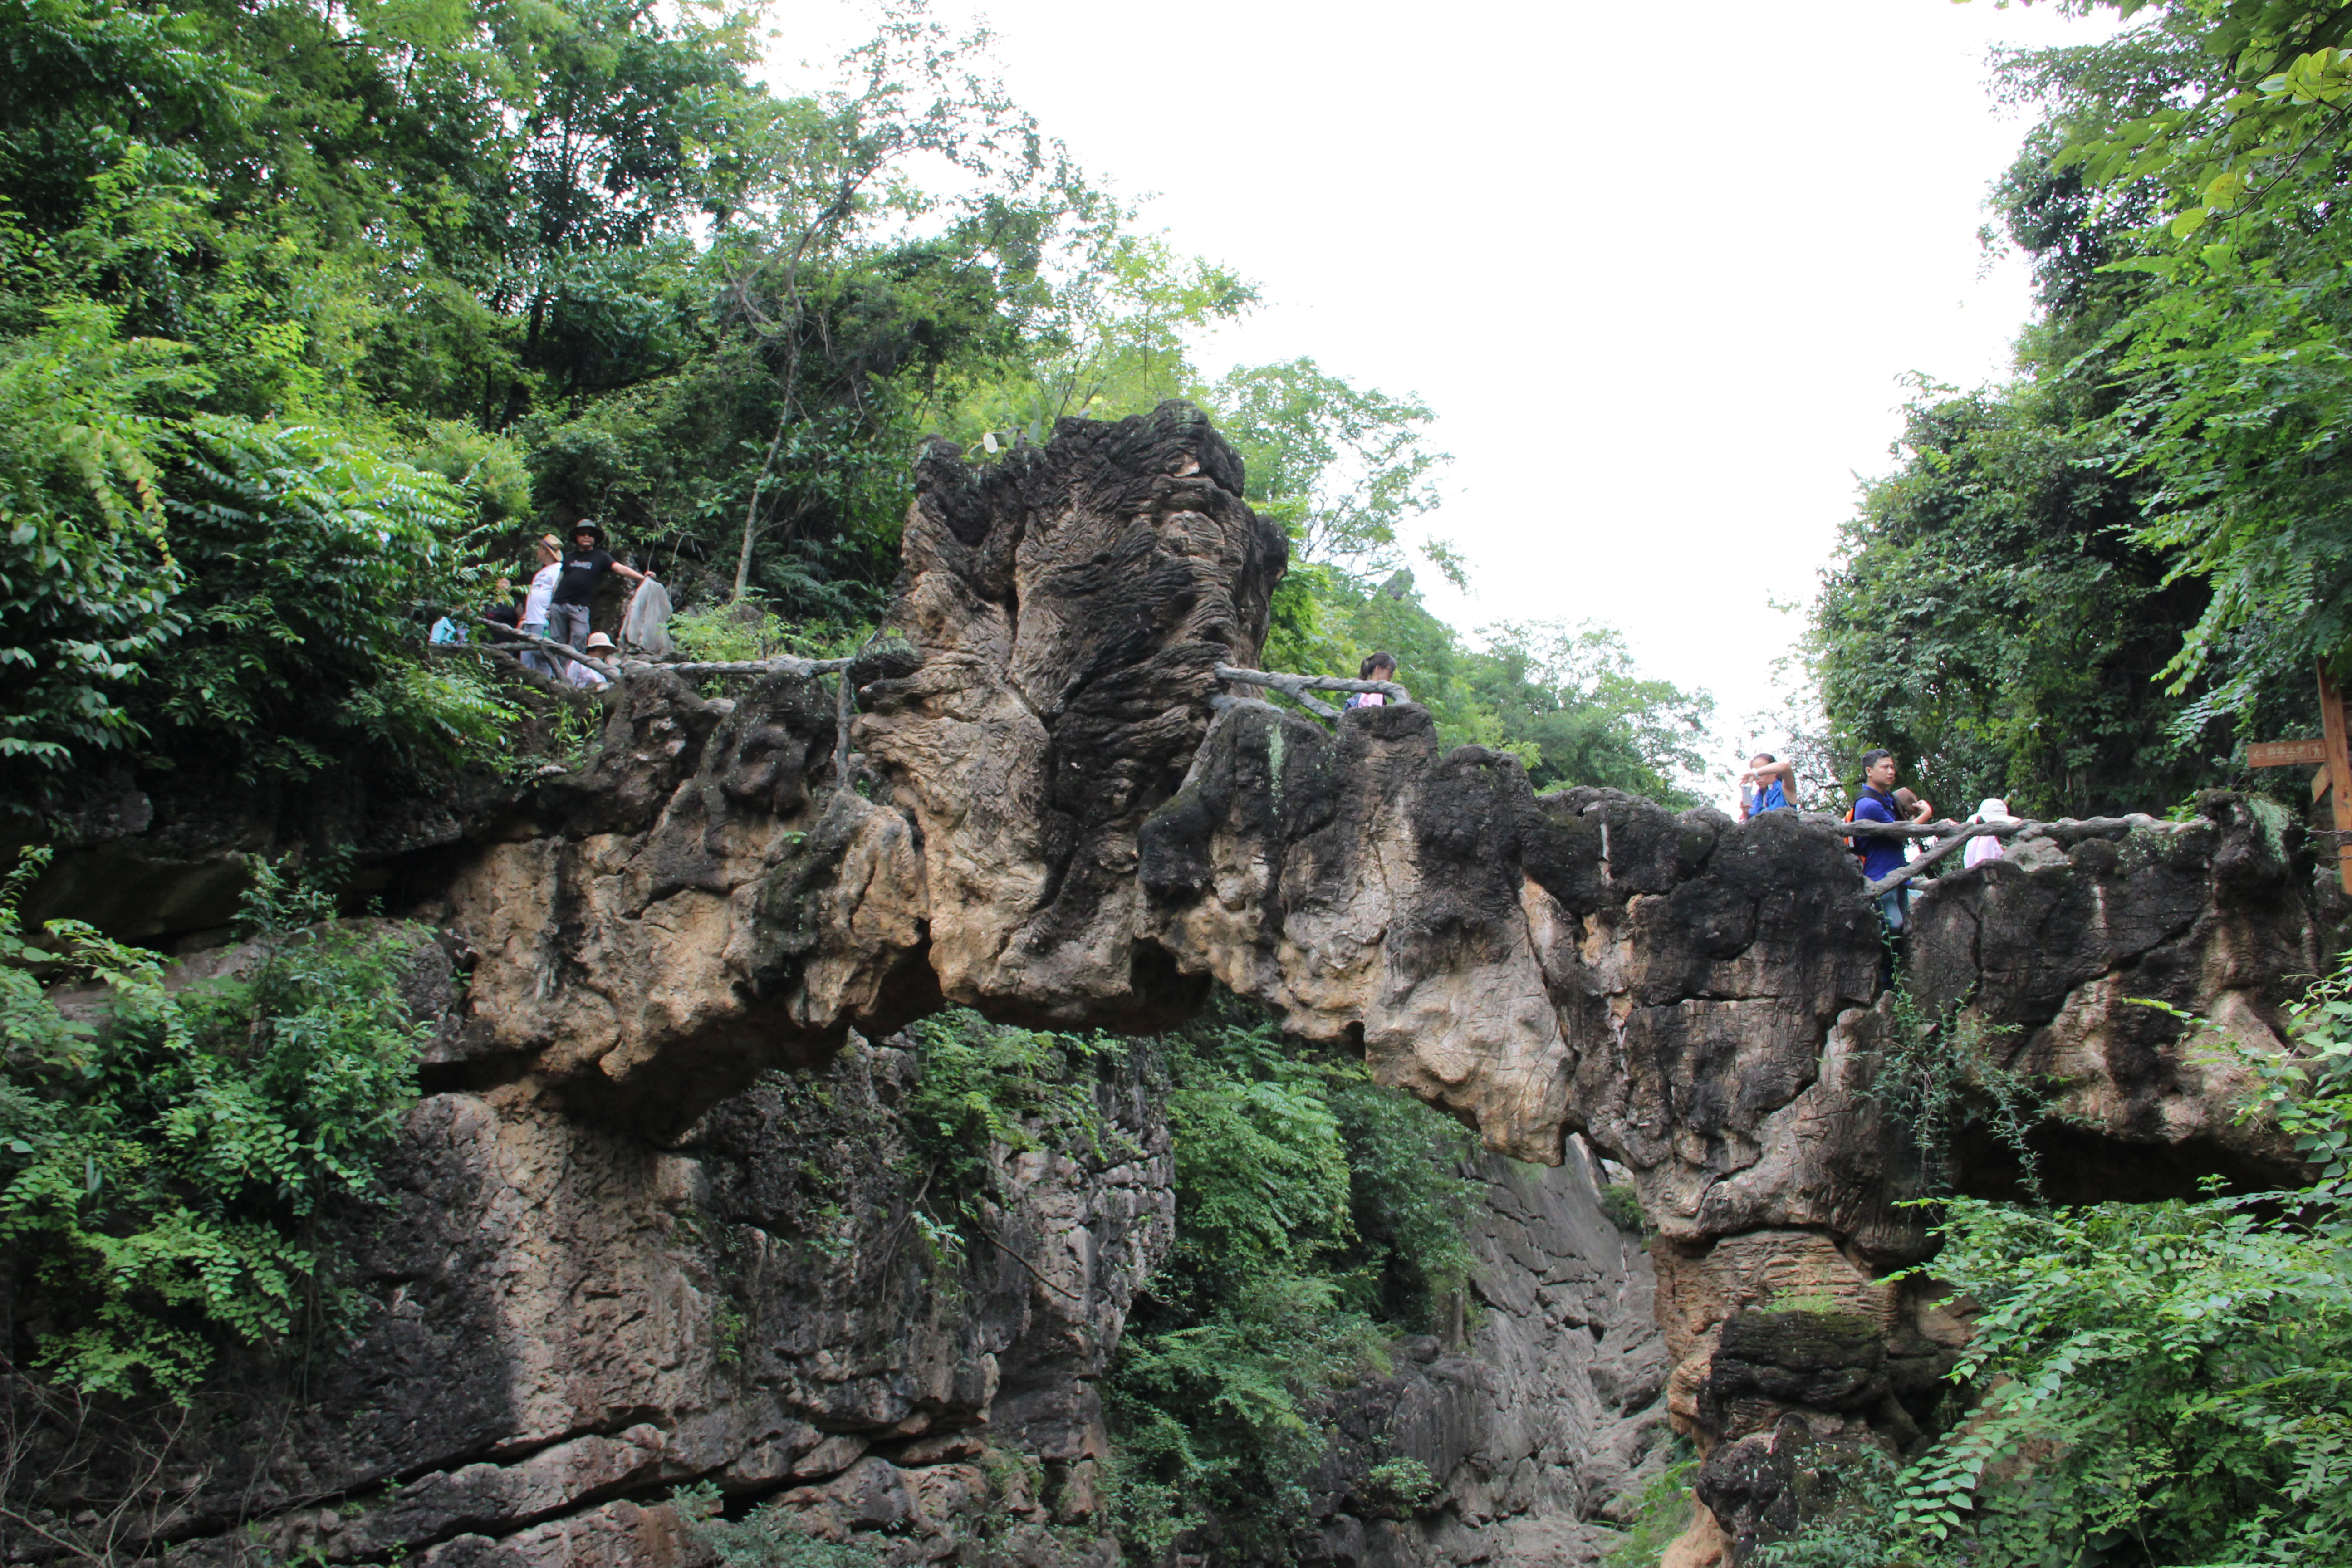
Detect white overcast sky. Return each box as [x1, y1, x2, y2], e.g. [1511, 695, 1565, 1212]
[774, 0, 2122, 787]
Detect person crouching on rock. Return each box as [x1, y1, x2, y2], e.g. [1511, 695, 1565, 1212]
[1345, 652, 1400, 710]
[564, 631, 617, 690]
[548, 521, 650, 656]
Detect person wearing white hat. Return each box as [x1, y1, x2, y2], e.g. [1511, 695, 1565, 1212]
[519, 534, 564, 676]
[563, 631, 617, 690]
[1964, 798, 2013, 869]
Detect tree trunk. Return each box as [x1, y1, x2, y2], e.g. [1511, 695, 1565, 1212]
[732, 408, 791, 603]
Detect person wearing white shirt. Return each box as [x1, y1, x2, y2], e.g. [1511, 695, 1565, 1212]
[519, 534, 562, 676]
[564, 631, 617, 690]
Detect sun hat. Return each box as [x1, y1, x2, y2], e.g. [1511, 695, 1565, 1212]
[571, 519, 605, 544]
[536, 533, 563, 554]
[1974, 798, 2012, 823]
[581, 632, 617, 653]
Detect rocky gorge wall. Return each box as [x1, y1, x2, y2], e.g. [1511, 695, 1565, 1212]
[15, 401, 2330, 1564]
[3, 1016, 1671, 1567]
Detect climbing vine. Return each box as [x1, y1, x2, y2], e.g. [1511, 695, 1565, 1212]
[1870, 981, 2044, 1204]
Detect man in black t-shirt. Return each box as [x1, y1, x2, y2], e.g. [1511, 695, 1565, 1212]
[547, 521, 649, 654]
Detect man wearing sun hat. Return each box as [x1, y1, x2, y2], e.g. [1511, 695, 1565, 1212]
[548, 520, 650, 657]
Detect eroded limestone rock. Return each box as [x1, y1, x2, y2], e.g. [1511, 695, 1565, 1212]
[19, 403, 2330, 1563]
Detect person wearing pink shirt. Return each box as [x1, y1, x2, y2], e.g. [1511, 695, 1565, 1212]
[1343, 652, 1399, 710]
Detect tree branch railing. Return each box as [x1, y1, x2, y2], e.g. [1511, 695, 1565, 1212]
[426, 636, 2135, 902]
[423, 615, 855, 681]
[1838, 813, 2176, 898]
[1215, 665, 1408, 720]
[1858, 819, 2029, 897]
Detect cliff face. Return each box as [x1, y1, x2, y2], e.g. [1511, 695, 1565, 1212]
[15, 403, 2326, 1564]
[5, 1020, 1671, 1567]
[9, 1033, 1170, 1566]
[1296, 1141, 1671, 1568]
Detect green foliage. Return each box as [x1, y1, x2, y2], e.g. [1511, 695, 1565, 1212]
[1599, 1451, 1700, 1568]
[1598, 1183, 1647, 1235]
[899, 1009, 1130, 1264]
[0, 0, 1718, 825]
[0, 851, 426, 1400]
[1105, 1009, 1482, 1563]
[0, 304, 194, 771]
[668, 597, 867, 664]
[1808, 379, 2231, 819]
[2016, 2, 2352, 715]
[1810, 5, 2343, 810]
[1746, 1449, 1906, 1568]
[1361, 1455, 1441, 1518]
[1758, 943, 2352, 1568]
[157, 416, 482, 772]
[1209, 357, 1451, 587]
[1875, 982, 2043, 1203]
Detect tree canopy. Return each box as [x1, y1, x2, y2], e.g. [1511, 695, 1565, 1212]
[0, 0, 1709, 817]
[1811, 0, 2352, 813]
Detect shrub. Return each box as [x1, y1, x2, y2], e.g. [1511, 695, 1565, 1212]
[0, 851, 427, 1399]
[1105, 1011, 1484, 1563]
[897, 1009, 1130, 1265]
[1757, 952, 2352, 1568]
[674, 1481, 884, 1567]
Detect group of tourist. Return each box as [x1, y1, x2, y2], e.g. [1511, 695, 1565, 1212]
[1738, 745, 2018, 959]
[432, 521, 657, 689]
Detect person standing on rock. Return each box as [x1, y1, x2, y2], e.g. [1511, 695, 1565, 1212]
[548, 521, 650, 656]
[1851, 750, 1925, 945]
[1344, 652, 1399, 710]
[519, 534, 564, 676]
[1739, 753, 1796, 819]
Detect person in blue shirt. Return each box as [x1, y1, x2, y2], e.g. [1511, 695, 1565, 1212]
[1739, 752, 1795, 819]
[1852, 750, 1932, 958]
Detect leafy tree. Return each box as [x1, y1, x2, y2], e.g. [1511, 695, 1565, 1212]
[1808, 381, 2219, 819]
[1210, 357, 1452, 587]
[1808, 8, 2317, 814]
[1953, 1, 2352, 725]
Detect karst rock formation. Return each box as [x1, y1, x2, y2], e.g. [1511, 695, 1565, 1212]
[422, 402, 2323, 1562]
[19, 402, 2326, 1566]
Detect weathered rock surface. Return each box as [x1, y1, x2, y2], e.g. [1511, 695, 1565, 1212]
[1294, 1139, 1672, 1568]
[5, 1021, 1674, 1568]
[7, 1035, 1171, 1566]
[15, 403, 2331, 1563]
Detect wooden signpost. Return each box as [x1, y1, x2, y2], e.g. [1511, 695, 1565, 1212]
[2247, 661, 2352, 894]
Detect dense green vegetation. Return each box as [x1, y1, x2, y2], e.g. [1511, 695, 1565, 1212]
[0, 853, 426, 1399]
[692, 1004, 1485, 1566]
[0, 0, 1710, 822]
[1785, 12, 2352, 1558]
[1758, 951, 2352, 1568]
[1810, 0, 2352, 816]
[1103, 1009, 1482, 1564]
